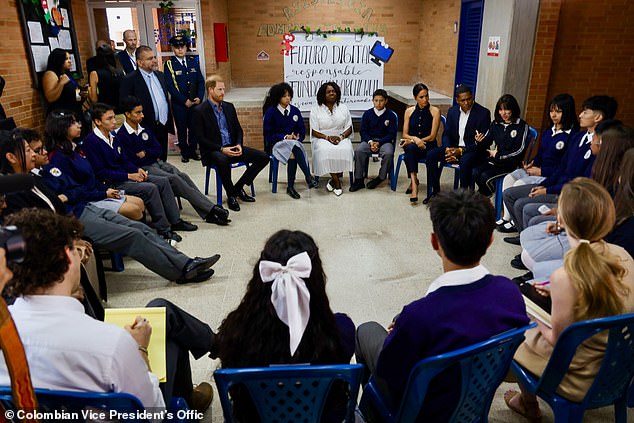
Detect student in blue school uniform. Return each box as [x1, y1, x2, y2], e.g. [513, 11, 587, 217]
[349, 89, 398, 192]
[262, 82, 317, 199]
[164, 35, 205, 163]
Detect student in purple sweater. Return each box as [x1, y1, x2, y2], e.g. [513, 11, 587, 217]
[355, 189, 529, 422]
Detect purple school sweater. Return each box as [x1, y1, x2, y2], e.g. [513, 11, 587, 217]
[376, 274, 529, 422]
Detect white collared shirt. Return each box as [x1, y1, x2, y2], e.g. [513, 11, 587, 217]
[123, 120, 145, 136]
[373, 107, 386, 117]
[126, 50, 137, 70]
[579, 131, 593, 147]
[93, 126, 115, 149]
[0, 296, 164, 409]
[458, 108, 471, 147]
[425, 264, 490, 295]
[551, 125, 572, 137]
[277, 104, 289, 116]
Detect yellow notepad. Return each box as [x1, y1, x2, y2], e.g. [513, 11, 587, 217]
[523, 296, 552, 328]
[104, 307, 167, 382]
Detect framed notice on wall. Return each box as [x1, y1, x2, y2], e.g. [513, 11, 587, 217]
[17, 0, 82, 87]
[283, 33, 386, 113]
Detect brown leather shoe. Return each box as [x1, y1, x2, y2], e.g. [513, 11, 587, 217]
[188, 382, 213, 413]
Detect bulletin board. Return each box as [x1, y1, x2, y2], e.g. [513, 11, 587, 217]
[17, 0, 83, 88]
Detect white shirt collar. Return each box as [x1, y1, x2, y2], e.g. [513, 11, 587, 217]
[425, 264, 490, 295]
[31, 168, 41, 176]
[579, 131, 593, 147]
[277, 104, 289, 115]
[93, 126, 114, 147]
[139, 68, 154, 78]
[123, 120, 145, 135]
[551, 125, 571, 136]
[14, 295, 84, 313]
[460, 107, 471, 117]
[373, 107, 386, 117]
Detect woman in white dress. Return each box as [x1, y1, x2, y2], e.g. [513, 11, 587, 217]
[309, 82, 354, 196]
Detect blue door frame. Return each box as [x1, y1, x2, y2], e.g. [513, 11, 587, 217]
[454, 0, 485, 100]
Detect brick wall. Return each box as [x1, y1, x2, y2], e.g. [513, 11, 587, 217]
[417, 0, 460, 97]
[201, 0, 232, 82]
[526, 0, 634, 129]
[0, 0, 91, 132]
[237, 106, 264, 149]
[225, 0, 432, 87]
[524, 0, 561, 128]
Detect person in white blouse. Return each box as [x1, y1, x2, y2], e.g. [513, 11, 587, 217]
[309, 82, 354, 196]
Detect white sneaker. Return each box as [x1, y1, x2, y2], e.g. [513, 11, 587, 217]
[326, 179, 334, 192]
[333, 188, 343, 196]
[495, 218, 506, 225]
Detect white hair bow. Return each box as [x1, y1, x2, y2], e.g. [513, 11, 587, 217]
[259, 251, 312, 355]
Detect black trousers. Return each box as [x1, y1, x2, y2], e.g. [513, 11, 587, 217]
[207, 146, 269, 196]
[154, 122, 170, 162]
[146, 298, 216, 402]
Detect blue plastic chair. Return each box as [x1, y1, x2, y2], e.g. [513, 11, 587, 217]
[488, 126, 538, 221]
[268, 154, 315, 194]
[0, 387, 194, 422]
[511, 313, 634, 423]
[359, 324, 535, 423]
[214, 364, 363, 423]
[392, 115, 446, 194]
[204, 162, 256, 205]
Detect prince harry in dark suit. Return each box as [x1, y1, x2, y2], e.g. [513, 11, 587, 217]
[425, 85, 491, 199]
[191, 75, 268, 212]
[119, 45, 175, 161]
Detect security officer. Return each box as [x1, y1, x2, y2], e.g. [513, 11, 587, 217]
[164, 35, 205, 162]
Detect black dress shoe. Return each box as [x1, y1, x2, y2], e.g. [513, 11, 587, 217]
[210, 204, 230, 219]
[504, 235, 521, 245]
[237, 188, 255, 202]
[511, 255, 528, 270]
[349, 180, 365, 192]
[176, 268, 214, 284]
[181, 156, 190, 163]
[190, 153, 201, 161]
[422, 192, 438, 205]
[159, 230, 182, 243]
[227, 196, 240, 211]
[172, 220, 198, 232]
[512, 271, 534, 286]
[286, 187, 301, 199]
[179, 254, 221, 281]
[307, 176, 319, 189]
[205, 211, 230, 225]
[366, 177, 384, 190]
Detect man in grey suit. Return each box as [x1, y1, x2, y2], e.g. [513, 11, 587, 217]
[120, 45, 174, 161]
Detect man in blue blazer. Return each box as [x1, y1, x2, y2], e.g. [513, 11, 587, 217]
[120, 45, 175, 161]
[164, 35, 205, 163]
[191, 75, 268, 212]
[116, 30, 138, 74]
[425, 85, 491, 201]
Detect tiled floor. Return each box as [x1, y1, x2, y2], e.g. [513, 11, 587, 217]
[104, 154, 620, 422]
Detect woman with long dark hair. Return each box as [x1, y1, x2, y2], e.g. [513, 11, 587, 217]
[217, 230, 355, 421]
[88, 45, 123, 118]
[41, 48, 84, 120]
[44, 110, 144, 221]
[497, 93, 578, 231]
[263, 82, 317, 199]
[473, 93, 530, 196]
